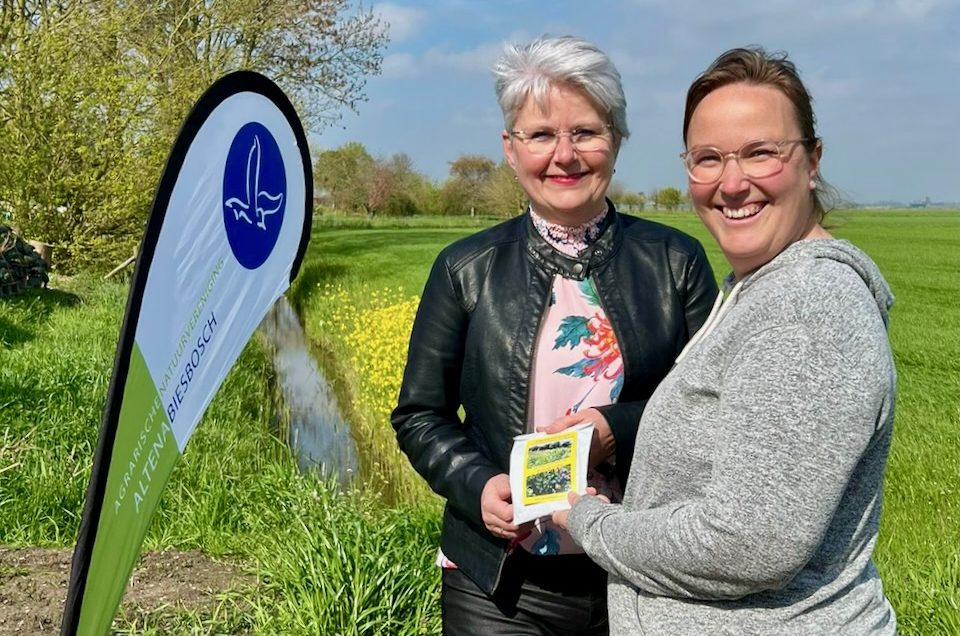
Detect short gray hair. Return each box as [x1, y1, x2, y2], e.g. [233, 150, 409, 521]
[492, 35, 630, 149]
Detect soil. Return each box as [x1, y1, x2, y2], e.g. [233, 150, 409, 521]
[0, 547, 253, 635]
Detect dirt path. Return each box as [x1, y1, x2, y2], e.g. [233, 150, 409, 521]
[0, 547, 252, 634]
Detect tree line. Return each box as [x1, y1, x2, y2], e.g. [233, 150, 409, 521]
[314, 142, 689, 219]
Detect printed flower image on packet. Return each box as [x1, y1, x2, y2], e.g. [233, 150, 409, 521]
[509, 423, 593, 524]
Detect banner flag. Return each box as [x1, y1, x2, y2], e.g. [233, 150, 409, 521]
[61, 71, 312, 636]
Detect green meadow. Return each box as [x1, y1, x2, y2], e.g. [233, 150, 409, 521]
[1, 209, 958, 634]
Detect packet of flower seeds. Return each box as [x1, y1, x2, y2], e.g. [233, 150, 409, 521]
[509, 422, 593, 524]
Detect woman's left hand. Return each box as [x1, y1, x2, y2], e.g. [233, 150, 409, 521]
[539, 408, 615, 468]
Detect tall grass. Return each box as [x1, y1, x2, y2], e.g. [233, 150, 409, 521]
[245, 479, 440, 634]
[1, 278, 122, 545]
[1, 274, 442, 634]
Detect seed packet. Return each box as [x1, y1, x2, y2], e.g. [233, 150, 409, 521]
[509, 423, 593, 524]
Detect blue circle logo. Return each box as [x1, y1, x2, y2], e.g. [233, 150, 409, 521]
[223, 122, 286, 269]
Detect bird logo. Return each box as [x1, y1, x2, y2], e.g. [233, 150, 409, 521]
[223, 135, 284, 231]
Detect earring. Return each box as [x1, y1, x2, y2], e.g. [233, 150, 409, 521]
[809, 179, 817, 190]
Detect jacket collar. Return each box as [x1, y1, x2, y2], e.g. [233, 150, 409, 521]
[523, 199, 620, 281]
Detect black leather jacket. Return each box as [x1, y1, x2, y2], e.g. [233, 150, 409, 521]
[392, 204, 718, 595]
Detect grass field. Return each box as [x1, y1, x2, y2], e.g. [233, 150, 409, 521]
[292, 209, 960, 634]
[1, 209, 958, 633]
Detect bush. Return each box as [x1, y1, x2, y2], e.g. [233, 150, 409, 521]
[381, 193, 419, 217]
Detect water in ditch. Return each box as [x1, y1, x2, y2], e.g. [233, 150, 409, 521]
[259, 296, 357, 484]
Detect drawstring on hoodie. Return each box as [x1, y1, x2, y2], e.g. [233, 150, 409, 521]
[675, 278, 747, 364]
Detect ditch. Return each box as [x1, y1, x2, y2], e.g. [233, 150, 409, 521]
[259, 296, 358, 484]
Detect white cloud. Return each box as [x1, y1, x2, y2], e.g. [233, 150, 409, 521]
[382, 52, 419, 78]
[373, 3, 428, 43]
[625, 0, 951, 31]
[324, 2, 960, 201]
[894, 0, 951, 19]
[379, 40, 510, 80]
[625, 0, 817, 20]
[422, 41, 505, 73]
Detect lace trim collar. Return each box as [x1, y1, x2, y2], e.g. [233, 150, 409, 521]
[529, 204, 609, 256]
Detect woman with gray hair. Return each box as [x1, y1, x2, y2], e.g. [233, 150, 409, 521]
[392, 35, 717, 633]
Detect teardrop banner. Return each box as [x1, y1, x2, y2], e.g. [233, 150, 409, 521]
[61, 71, 312, 636]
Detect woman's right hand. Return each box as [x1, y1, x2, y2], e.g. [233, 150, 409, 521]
[480, 474, 525, 540]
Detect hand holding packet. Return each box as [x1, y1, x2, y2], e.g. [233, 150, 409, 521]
[509, 423, 593, 524]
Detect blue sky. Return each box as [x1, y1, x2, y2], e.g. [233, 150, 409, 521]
[312, 0, 960, 204]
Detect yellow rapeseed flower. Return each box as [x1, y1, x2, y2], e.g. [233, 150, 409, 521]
[309, 284, 430, 502]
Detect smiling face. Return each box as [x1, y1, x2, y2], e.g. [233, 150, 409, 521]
[685, 82, 824, 279]
[503, 83, 615, 226]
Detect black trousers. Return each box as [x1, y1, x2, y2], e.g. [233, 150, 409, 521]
[441, 550, 608, 635]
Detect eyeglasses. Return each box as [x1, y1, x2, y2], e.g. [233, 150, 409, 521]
[680, 138, 813, 184]
[509, 125, 614, 156]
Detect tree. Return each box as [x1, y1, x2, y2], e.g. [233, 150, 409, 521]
[619, 191, 646, 211]
[653, 186, 685, 210]
[483, 161, 526, 218]
[0, 3, 159, 270]
[314, 142, 375, 213]
[607, 180, 646, 212]
[441, 155, 495, 215]
[0, 0, 388, 272]
[378, 153, 437, 215]
[132, 0, 388, 133]
[380, 192, 417, 217]
[606, 180, 626, 201]
[313, 146, 436, 216]
[401, 169, 441, 215]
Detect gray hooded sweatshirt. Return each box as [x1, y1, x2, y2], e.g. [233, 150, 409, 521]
[567, 239, 897, 635]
